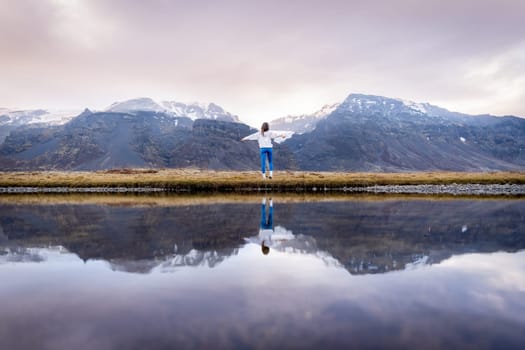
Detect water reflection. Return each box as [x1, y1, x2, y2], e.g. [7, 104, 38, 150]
[0, 197, 524, 274]
[0, 196, 524, 349]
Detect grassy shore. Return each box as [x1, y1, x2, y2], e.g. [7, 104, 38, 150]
[1, 192, 521, 207]
[0, 169, 524, 191]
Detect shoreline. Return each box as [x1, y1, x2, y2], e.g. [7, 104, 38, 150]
[1, 183, 524, 196]
[0, 170, 524, 196]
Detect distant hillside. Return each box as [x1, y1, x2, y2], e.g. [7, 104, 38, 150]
[0, 110, 259, 171]
[0, 108, 80, 144]
[0, 98, 239, 145]
[1, 93, 524, 171]
[283, 94, 525, 171]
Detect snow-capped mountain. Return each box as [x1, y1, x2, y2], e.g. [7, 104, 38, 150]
[271, 94, 473, 134]
[0, 107, 82, 143]
[270, 103, 339, 134]
[1, 97, 239, 127]
[105, 97, 165, 113]
[2, 92, 524, 172]
[0, 108, 81, 126]
[285, 93, 525, 171]
[106, 97, 240, 122]
[338, 93, 431, 116]
[336, 93, 465, 119]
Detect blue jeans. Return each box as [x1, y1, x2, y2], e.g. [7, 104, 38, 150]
[261, 202, 273, 229]
[260, 148, 273, 173]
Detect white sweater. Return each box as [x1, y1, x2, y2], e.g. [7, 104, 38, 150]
[241, 130, 288, 148]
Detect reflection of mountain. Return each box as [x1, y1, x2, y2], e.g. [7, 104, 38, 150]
[155, 248, 240, 272]
[108, 248, 240, 273]
[0, 199, 523, 274]
[0, 223, 7, 243]
[0, 247, 46, 263]
[244, 226, 343, 268]
[278, 200, 525, 274]
[0, 203, 252, 273]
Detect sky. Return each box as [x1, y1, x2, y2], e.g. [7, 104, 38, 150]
[1, 0, 524, 126]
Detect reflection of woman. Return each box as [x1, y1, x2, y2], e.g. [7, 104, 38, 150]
[241, 122, 289, 179]
[244, 198, 318, 256]
[244, 198, 296, 255]
[259, 197, 273, 255]
[244, 198, 275, 255]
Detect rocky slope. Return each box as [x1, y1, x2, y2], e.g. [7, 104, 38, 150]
[0, 110, 258, 171]
[1, 93, 524, 171]
[0, 97, 238, 146]
[284, 94, 525, 171]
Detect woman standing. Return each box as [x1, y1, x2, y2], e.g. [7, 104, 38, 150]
[241, 122, 289, 179]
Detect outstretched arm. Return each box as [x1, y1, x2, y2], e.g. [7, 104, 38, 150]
[269, 130, 294, 139]
[241, 132, 259, 141]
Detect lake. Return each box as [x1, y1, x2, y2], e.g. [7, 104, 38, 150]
[1, 194, 524, 349]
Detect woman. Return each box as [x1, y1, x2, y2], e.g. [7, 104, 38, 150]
[241, 122, 288, 179]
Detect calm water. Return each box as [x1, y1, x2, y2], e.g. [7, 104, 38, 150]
[1, 195, 524, 349]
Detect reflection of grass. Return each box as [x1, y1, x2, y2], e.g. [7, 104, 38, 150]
[0, 169, 524, 190]
[0, 192, 521, 207]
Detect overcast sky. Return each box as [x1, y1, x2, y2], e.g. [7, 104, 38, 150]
[1, 0, 524, 126]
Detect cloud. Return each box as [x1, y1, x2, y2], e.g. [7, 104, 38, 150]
[1, 0, 525, 124]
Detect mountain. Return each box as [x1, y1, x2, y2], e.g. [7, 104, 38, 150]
[283, 93, 525, 171]
[1, 93, 524, 171]
[0, 108, 81, 144]
[0, 109, 261, 170]
[0, 98, 239, 146]
[0, 108, 81, 126]
[270, 103, 339, 134]
[0, 98, 251, 170]
[106, 97, 240, 122]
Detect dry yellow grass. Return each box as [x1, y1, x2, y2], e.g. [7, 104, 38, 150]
[0, 192, 516, 207]
[0, 169, 523, 190]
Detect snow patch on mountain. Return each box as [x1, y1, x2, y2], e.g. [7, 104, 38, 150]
[405, 255, 430, 270]
[271, 103, 340, 134]
[400, 99, 430, 114]
[106, 97, 239, 122]
[338, 93, 465, 119]
[339, 94, 435, 116]
[106, 97, 164, 113]
[0, 108, 81, 126]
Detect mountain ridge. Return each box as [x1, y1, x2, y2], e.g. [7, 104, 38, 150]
[270, 93, 518, 134]
[1, 93, 524, 171]
[106, 97, 240, 122]
[283, 94, 525, 171]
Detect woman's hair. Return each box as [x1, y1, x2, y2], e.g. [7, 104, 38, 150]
[261, 122, 269, 135]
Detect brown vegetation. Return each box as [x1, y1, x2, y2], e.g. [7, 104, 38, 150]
[0, 169, 523, 191]
[0, 192, 518, 207]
